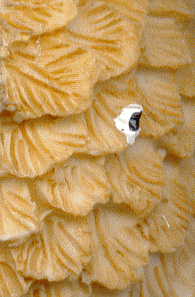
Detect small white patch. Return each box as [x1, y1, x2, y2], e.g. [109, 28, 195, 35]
[162, 215, 170, 229]
[114, 104, 143, 145]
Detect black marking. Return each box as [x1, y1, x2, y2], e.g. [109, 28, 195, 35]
[129, 111, 142, 131]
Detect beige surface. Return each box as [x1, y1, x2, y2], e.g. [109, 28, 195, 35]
[0, 248, 31, 296]
[0, 0, 194, 296]
[0, 114, 87, 177]
[85, 204, 149, 290]
[11, 212, 91, 281]
[0, 178, 38, 244]
[35, 156, 110, 215]
[0, 0, 77, 46]
[1, 41, 97, 121]
[106, 138, 165, 217]
[24, 280, 90, 297]
[141, 220, 195, 297]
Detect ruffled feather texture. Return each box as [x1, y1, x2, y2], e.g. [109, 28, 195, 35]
[11, 212, 91, 281]
[85, 204, 149, 290]
[0, 0, 194, 296]
[65, 0, 148, 80]
[0, 178, 38, 244]
[159, 100, 195, 158]
[105, 138, 165, 217]
[140, 16, 191, 68]
[0, 0, 148, 119]
[1, 39, 97, 121]
[82, 70, 184, 154]
[134, 69, 184, 138]
[0, 114, 87, 177]
[0, 248, 31, 297]
[141, 220, 195, 297]
[176, 3, 195, 98]
[34, 155, 111, 216]
[141, 157, 195, 253]
[149, 0, 192, 20]
[0, 0, 77, 47]
[23, 279, 91, 297]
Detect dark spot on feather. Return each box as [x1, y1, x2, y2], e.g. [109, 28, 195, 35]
[129, 111, 142, 131]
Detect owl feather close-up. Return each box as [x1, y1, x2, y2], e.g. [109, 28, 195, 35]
[0, 0, 195, 297]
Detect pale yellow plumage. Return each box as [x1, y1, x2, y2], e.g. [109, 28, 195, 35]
[0, 0, 194, 296]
